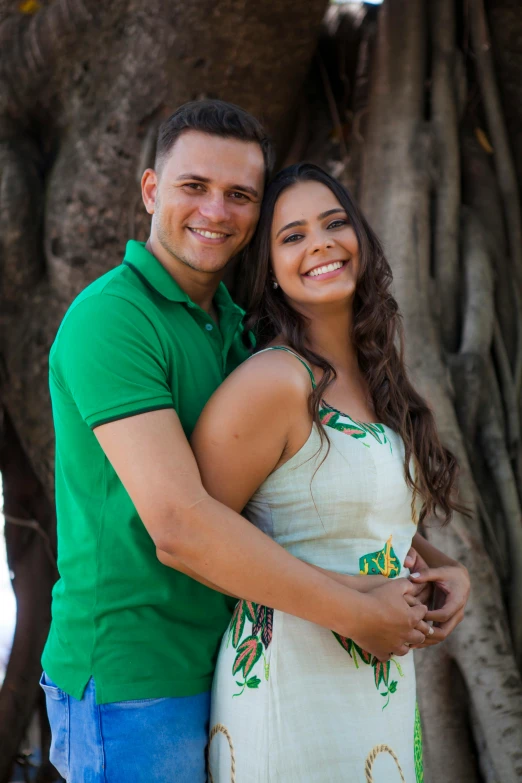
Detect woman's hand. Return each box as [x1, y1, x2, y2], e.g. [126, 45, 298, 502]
[408, 564, 470, 648]
[404, 546, 433, 605]
[350, 578, 430, 661]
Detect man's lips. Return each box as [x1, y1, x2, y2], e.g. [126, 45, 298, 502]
[187, 226, 231, 245]
[188, 227, 231, 240]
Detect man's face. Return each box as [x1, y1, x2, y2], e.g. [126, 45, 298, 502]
[143, 130, 265, 274]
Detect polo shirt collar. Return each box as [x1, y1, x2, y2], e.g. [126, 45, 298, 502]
[124, 240, 189, 303]
[123, 240, 244, 318]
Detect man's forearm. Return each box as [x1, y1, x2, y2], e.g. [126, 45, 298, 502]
[157, 550, 387, 599]
[154, 494, 369, 639]
[310, 565, 388, 593]
[411, 532, 461, 569]
[157, 548, 239, 598]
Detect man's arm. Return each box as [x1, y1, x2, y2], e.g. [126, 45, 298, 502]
[156, 548, 392, 596]
[95, 406, 429, 661]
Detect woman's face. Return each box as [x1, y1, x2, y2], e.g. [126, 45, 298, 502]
[270, 180, 360, 310]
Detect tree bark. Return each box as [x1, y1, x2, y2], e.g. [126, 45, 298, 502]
[0, 414, 56, 783]
[358, 1, 522, 779]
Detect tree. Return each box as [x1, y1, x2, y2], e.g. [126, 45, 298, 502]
[0, 0, 521, 780]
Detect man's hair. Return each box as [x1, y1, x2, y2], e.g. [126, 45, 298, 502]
[155, 99, 275, 182]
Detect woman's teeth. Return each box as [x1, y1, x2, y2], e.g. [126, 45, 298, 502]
[306, 261, 344, 277]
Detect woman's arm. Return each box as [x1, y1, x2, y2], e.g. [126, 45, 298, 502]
[190, 350, 312, 513]
[188, 351, 394, 597]
[408, 532, 461, 569]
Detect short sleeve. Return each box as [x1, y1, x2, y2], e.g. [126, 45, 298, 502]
[50, 294, 174, 428]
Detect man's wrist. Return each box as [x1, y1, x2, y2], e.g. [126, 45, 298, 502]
[328, 584, 370, 638]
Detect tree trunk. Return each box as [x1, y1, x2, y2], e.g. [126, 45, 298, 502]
[1, 0, 522, 780]
[356, 1, 522, 779]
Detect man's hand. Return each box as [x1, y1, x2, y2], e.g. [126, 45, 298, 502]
[351, 578, 430, 661]
[408, 565, 470, 648]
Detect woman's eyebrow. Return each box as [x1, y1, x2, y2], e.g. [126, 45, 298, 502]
[318, 208, 345, 220]
[276, 220, 306, 238]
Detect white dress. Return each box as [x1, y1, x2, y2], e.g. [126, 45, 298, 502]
[208, 348, 424, 783]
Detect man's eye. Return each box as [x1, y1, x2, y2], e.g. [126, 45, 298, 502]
[230, 192, 248, 200]
[283, 233, 303, 244]
[184, 183, 204, 191]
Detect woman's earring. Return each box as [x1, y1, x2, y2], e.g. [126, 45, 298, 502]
[272, 280, 279, 289]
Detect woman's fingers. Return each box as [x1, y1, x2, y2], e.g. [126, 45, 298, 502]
[403, 547, 416, 569]
[406, 580, 428, 598]
[406, 628, 427, 647]
[414, 620, 432, 636]
[410, 609, 465, 648]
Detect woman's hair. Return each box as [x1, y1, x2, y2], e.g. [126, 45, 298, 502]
[242, 162, 462, 525]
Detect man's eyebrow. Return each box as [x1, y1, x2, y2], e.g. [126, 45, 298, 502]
[175, 173, 259, 199]
[275, 209, 346, 239]
[176, 173, 211, 183]
[229, 184, 259, 199]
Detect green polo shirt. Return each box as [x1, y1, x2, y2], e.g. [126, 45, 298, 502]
[42, 240, 251, 704]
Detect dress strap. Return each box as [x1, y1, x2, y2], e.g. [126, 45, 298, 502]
[253, 346, 316, 389]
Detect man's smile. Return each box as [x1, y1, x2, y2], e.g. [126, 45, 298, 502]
[188, 227, 231, 243]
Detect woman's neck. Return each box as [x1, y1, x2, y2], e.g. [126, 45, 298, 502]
[302, 303, 358, 375]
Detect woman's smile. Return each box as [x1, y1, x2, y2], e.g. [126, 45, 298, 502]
[303, 259, 349, 280]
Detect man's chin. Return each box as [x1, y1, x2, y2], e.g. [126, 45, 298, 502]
[181, 254, 233, 275]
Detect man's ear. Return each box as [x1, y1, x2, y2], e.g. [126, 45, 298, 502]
[141, 168, 158, 215]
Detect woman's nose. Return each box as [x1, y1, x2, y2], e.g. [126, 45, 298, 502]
[311, 235, 334, 253]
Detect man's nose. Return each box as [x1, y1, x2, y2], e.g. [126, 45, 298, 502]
[198, 193, 230, 224]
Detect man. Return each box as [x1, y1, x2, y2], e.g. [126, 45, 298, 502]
[41, 100, 468, 782]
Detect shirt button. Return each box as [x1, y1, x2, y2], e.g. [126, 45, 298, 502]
[205, 323, 213, 331]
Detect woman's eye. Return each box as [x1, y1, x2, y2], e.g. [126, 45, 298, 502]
[327, 219, 347, 229]
[283, 233, 303, 244]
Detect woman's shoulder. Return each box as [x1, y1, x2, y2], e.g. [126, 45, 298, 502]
[206, 346, 313, 414]
[232, 346, 314, 393]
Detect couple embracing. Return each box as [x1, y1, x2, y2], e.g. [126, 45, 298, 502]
[41, 100, 470, 782]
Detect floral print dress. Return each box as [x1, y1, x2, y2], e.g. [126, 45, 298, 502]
[208, 348, 423, 783]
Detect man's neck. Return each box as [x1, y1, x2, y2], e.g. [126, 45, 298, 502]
[145, 236, 224, 315]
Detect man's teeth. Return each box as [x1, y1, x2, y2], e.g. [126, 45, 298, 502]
[307, 261, 344, 277]
[191, 228, 227, 239]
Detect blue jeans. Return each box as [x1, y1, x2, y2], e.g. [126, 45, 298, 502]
[40, 673, 210, 782]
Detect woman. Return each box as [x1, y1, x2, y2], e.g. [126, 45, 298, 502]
[191, 164, 468, 782]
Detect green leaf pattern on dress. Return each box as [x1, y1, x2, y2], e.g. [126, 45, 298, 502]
[319, 404, 393, 452]
[230, 601, 273, 698]
[415, 703, 424, 782]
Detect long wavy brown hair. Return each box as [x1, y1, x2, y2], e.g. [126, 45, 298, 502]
[242, 162, 462, 525]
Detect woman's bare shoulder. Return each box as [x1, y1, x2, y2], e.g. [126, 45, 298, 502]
[196, 348, 312, 428]
[225, 347, 313, 398]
